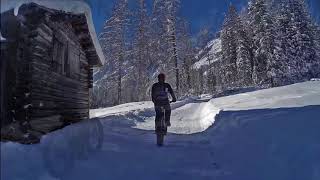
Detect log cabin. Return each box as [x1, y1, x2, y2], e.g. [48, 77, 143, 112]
[0, 2, 105, 143]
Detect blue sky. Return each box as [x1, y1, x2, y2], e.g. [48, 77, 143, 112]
[86, 0, 320, 36]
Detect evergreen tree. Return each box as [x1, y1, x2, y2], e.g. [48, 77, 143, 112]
[148, 0, 182, 93]
[288, 0, 317, 80]
[98, 0, 130, 105]
[220, 5, 238, 90]
[248, 0, 275, 87]
[132, 0, 151, 101]
[150, 0, 169, 73]
[178, 20, 196, 95]
[206, 50, 216, 93]
[273, 1, 294, 86]
[274, 0, 317, 85]
[236, 16, 254, 87]
[148, 0, 170, 93]
[165, 0, 181, 95]
[314, 23, 320, 78]
[198, 67, 205, 95]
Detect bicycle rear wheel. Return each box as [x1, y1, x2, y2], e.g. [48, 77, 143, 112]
[157, 134, 164, 146]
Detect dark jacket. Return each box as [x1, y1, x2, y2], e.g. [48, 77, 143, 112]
[151, 82, 176, 106]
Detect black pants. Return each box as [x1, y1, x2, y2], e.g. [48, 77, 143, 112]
[155, 104, 171, 125]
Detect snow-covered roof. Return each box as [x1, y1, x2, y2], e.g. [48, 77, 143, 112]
[0, 0, 105, 66]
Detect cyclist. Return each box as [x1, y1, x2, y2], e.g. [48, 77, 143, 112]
[151, 73, 177, 129]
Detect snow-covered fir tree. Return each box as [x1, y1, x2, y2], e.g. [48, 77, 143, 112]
[165, 0, 181, 95]
[236, 14, 254, 87]
[148, 0, 182, 93]
[206, 50, 216, 93]
[219, 4, 255, 90]
[248, 0, 275, 87]
[288, 0, 318, 80]
[132, 0, 151, 101]
[197, 67, 205, 95]
[314, 23, 320, 76]
[273, 1, 295, 86]
[95, 0, 130, 106]
[274, 0, 318, 85]
[149, 0, 170, 73]
[177, 20, 197, 96]
[220, 5, 239, 90]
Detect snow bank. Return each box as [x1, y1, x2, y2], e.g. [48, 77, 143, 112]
[210, 81, 320, 111]
[135, 101, 220, 134]
[0, 0, 105, 65]
[90, 101, 154, 118]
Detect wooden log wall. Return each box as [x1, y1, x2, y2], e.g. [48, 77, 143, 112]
[0, 10, 30, 130]
[15, 18, 34, 128]
[0, 42, 9, 127]
[0, 12, 32, 129]
[27, 15, 91, 124]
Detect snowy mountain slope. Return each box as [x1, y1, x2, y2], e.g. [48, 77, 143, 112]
[1, 81, 320, 180]
[193, 38, 222, 69]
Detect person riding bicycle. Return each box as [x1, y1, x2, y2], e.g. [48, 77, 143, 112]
[151, 73, 177, 128]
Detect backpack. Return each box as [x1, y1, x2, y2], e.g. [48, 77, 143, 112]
[155, 85, 169, 101]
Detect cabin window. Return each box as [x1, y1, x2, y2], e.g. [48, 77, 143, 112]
[52, 36, 80, 79]
[52, 37, 65, 74]
[68, 44, 81, 79]
[63, 43, 70, 77]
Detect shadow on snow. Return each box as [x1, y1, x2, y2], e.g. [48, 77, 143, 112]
[1, 105, 320, 180]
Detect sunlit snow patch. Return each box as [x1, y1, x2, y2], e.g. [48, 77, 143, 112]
[90, 101, 154, 118]
[134, 101, 220, 134]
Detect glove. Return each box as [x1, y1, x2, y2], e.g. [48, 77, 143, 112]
[171, 98, 177, 103]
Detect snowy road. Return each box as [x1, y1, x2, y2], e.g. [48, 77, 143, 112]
[1, 81, 320, 180]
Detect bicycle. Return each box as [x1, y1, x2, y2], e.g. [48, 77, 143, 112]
[156, 106, 167, 146]
[156, 101, 174, 146]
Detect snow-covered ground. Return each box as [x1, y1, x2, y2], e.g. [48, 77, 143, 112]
[1, 81, 320, 180]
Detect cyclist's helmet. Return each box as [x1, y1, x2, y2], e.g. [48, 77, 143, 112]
[158, 73, 166, 80]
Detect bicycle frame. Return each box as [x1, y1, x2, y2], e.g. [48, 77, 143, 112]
[156, 106, 167, 146]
